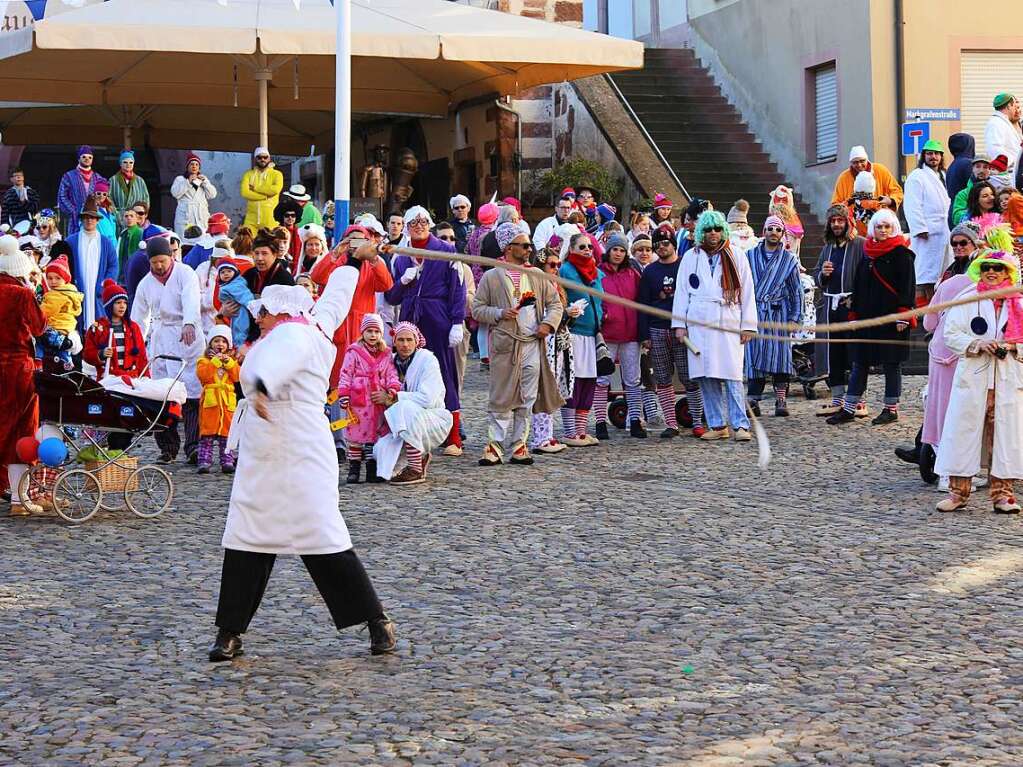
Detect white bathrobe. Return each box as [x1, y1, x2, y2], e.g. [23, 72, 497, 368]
[170, 174, 218, 236]
[984, 111, 1023, 188]
[903, 165, 952, 284]
[373, 348, 452, 479]
[222, 264, 359, 555]
[130, 263, 206, 398]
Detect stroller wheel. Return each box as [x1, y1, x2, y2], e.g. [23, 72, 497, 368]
[919, 444, 938, 485]
[675, 396, 693, 428]
[608, 397, 628, 430]
[125, 466, 174, 518]
[52, 470, 103, 524]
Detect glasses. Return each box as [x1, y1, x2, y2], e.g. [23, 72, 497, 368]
[284, 212, 297, 218]
[575, 243, 593, 252]
[545, 260, 561, 269]
[438, 235, 456, 242]
[951, 240, 972, 248]
[452, 205, 468, 210]
[132, 210, 146, 216]
[409, 218, 430, 226]
[980, 263, 1007, 272]
[765, 226, 784, 233]
[256, 155, 270, 160]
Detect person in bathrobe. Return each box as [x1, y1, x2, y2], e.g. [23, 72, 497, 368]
[903, 139, 952, 302]
[209, 247, 396, 662]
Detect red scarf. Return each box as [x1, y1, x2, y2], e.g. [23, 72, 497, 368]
[255, 261, 282, 294]
[153, 260, 174, 286]
[78, 166, 93, 186]
[567, 251, 597, 284]
[864, 234, 909, 259]
[120, 168, 135, 183]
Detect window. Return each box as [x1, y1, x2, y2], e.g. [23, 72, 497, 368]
[811, 63, 838, 163]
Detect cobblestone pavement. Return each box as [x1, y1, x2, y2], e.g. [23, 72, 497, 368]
[3, 370, 1023, 766]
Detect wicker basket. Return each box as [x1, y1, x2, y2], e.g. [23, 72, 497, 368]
[83, 456, 139, 492]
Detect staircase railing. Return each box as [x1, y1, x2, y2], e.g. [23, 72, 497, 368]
[603, 73, 691, 202]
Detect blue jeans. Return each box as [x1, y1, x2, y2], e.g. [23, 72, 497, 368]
[845, 361, 902, 407]
[699, 378, 750, 430]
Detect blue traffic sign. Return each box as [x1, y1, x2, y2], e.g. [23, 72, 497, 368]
[902, 121, 930, 157]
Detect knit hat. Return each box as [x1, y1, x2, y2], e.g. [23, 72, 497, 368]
[119, 150, 134, 164]
[143, 234, 173, 258]
[360, 313, 384, 335]
[726, 199, 749, 225]
[630, 233, 652, 252]
[0, 234, 34, 279]
[477, 202, 500, 226]
[763, 215, 785, 233]
[101, 279, 128, 310]
[94, 179, 110, 193]
[44, 255, 72, 283]
[206, 325, 233, 350]
[37, 208, 56, 225]
[595, 202, 617, 222]
[207, 212, 231, 236]
[994, 92, 1016, 110]
[560, 187, 577, 199]
[495, 221, 526, 252]
[967, 249, 1020, 285]
[605, 232, 629, 252]
[825, 204, 850, 223]
[216, 259, 240, 279]
[392, 320, 426, 349]
[653, 193, 673, 210]
[950, 220, 982, 244]
[685, 198, 711, 222]
[694, 210, 731, 244]
[186, 153, 201, 167]
[77, 145, 94, 157]
[651, 223, 676, 246]
[849, 145, 869, 162]
[341, 224, 371, 240]
[449, 194, 471, 211]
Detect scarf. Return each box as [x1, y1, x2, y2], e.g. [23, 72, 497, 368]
[864, 235, 908, 259]
[567, 251, 597, 284]
[254, 261, 282, 294]
[120, 169, 135, 184]
[153, 260, 174, 286]
[708, 240, 742, 305]
[977, 278, 1023, 343]
[394, 350, 415, 383]
[78, 166, 93, 185]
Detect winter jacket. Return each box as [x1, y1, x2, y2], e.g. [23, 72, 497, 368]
[2, 185, 39, 227]
[559, 259, 602, 338]
[598, 262, 641, 343]
[196, 355, 240, 437]
[849, 243, 916, 365]
[945, 132, 976, 207]
[82, 316, 149, 378]
[40, 285, 83, 335]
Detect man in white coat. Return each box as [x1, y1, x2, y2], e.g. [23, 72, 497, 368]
[984, 93, 1023, 190]
[210, 247, 396, 662]
[903, 139, 952, 302]
[170, 153, 218, 236]
[672, 209, 758, 442]
[130, 236, 205, 463]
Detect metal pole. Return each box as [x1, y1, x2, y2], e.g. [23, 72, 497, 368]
[122, 125, 132, 151]
[254, 69, 271, 150]
[334, 0, 351, 227]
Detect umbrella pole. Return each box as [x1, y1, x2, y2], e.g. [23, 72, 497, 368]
[254, 69, 271, 150]
[333, 0, 351, 227]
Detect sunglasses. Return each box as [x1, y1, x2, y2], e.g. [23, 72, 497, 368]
[510, 241, 534, 250]
[545, 260, 561, 269]
[438, 235, 456, 242]
[951, 240, 972, 248]
[706, 226, 724, 233]
[575, 244, 593, 251]
[132, 210, 146, 216]
[452, 205, 468, 210]
[980, 263, 1007, 272]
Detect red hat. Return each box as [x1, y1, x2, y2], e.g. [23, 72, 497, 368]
[560, 187, 577, 198]
[44, 255, 72, 283]
[341, 224, 371, 239]
[990, 154, 1010, 173]
[207, 211, 230, 235]
[101, 278, 128, 308]
[653, 193, 674, 210]
[502, 196, 522, 214]
[186, 153, 201, 167]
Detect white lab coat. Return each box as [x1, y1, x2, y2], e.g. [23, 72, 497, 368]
[373, 349, 453, 479]
[130, 263, 206, 398]
[903, 166, 952, 284]
[935, 287, 1023, 479]
[671, 245, 758, 381]
[170, 175, 218, 236]
[222, 264, 359, 555]
[984, 111, 1023, 187]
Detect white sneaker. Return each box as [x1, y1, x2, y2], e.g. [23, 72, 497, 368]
[937, 476, 949, 492]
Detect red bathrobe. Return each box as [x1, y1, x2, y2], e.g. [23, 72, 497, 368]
[0, 274, 46, 492]
[310, 253, 393, 387]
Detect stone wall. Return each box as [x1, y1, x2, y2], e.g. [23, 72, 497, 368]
[499, 0, 583, 26]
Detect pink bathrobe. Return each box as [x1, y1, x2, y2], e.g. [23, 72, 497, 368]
[336, 341, 401, 445]
[922, 273, 973, 446]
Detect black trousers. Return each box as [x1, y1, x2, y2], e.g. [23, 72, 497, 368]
[215, 548, 383, 634]
[155, 398, 199, 458]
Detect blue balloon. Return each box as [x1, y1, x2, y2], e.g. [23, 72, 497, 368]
[38, 437, 68, 468]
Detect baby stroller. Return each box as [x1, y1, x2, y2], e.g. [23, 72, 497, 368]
[792, 270, 827, 399]
[20, 355, 185, 523]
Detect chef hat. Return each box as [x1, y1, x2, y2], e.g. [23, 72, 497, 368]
[449, 194, 471, 211]
[353, 213, 386, 236]
[392, 321, 426, 349]
[247, 284, 314, 319]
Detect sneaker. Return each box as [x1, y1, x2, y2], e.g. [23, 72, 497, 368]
[854, 402, 869, 418]
[871, 408, 899, 425]
[817, 402, 841, 416]
[535, 440, 567, 454]
[629, 420, 648, 439]
[660, 427, 679, 439]
[747, 400, 761, 417]
[826, 409, 856, 425]
[478, 443, 502, 466]
[774, 402, 789, 417]
[733, 428, 752, 442]
[368, 614, 397, 655]
[442, 444, 464, 457]
[391, 467, 425, 485]
[691, 425, 707, 438]
[700, 428, 731, 441]
[595, 422, 610, 441]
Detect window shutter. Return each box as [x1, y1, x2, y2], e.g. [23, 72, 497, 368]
[814, 65, 838, 163]
[960, 52, 1023, 154]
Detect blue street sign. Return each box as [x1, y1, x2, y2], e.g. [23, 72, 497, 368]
[901, 121, 930, 157]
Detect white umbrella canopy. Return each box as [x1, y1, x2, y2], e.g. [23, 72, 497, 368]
[0, 0, 643, 118]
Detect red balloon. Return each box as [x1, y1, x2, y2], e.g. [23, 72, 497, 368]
[15, 436, 39, 464]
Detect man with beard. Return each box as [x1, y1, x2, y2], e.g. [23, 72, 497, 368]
[831, 145, 903, 212]
[57, 145, 107, 236]
[241, 147, 284, 229]
[903, 139, 952, 302]
[984, 93, 1023, 189]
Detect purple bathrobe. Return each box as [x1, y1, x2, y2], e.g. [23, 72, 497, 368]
[57, 167, 107, 236]
[385, 235, 466, 411]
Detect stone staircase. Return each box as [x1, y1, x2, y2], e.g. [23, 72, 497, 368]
[609, 47, 824, 263]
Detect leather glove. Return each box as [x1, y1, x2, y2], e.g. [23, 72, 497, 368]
[448, 324, 464, 348]
[400, 266, 420, 285]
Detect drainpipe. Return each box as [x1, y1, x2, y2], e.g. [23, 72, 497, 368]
[894, 0, 906, 179]
[494, 97, 521, 199]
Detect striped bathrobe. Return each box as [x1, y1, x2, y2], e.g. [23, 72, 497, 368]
[744, 242, 803, 378]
